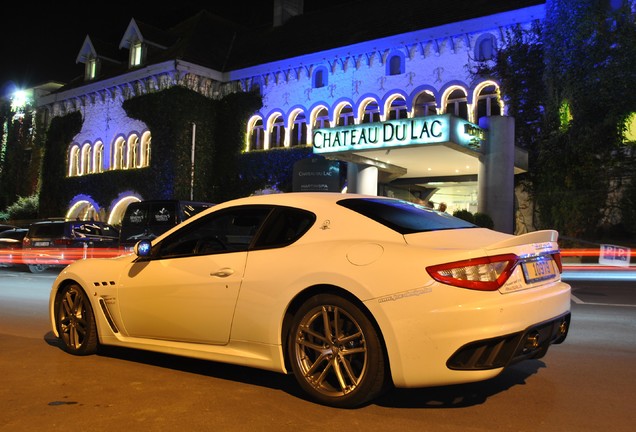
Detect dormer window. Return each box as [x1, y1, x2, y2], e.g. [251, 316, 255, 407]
[85, 58, 99, 81]
[386, 51, 405, 76]
[130, 41, 143, 67]
[313, 67, 328, 88]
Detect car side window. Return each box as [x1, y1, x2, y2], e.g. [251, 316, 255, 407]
[253, 207, 315, 249]
[156, 206, 272, 259]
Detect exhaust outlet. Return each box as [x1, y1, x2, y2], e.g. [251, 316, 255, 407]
[524, 331, 540, 352]
[558, 319, 568, 336]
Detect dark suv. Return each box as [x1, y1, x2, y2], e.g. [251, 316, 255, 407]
[22, 220, 120, 273]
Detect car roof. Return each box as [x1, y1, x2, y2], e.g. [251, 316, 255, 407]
[213, 192, 380, 209]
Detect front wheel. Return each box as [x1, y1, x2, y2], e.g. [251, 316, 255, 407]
[55, 283, 98, 355]
[288, 294, 387, 408]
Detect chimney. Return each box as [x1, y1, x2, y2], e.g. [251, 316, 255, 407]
[273, 0, 304, 27]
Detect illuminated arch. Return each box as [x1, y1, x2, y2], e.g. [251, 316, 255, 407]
[288, 107, 308, 147]
[410, 86, 439, 117]
[93, 141, 104, 173]
[108, 194, 142, 227]
[127, 133, 140, 168]
[309, 105, 330, 144]
[68, 144, 80, 177]
[357, 96, 381, 124]
[473, 80, 504, 120]
[440, 84, 470, 121]
[80, 142, 92, 175]
[383, 92, 409, 121]
[139, 131, 151, 167]
[247, 114, 265, 151]
[66, 195, 100, 221]
[333, 100, 354, 126]
[112, 136, 126, 170]
[266, 111, 285, 149]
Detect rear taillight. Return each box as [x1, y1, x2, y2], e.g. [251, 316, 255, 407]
[53, 238, 73, 246]
[426, 253, 519, 291]
[551, 251, 563, 273]
[23, 237, 31, 247]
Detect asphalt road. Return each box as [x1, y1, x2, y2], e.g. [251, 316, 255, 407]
[0, 267, 635, 432]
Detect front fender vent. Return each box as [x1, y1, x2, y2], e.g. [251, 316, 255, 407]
[98, 297, 119, 333]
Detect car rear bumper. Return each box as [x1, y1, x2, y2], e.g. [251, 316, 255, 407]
[446, 311, 570, 370]
[366, 279, 571, 388]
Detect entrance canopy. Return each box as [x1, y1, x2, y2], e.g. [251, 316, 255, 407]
[312, 114, 528, 215]
[312, 114, 527, 183]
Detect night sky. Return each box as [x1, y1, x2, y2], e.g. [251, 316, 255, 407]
[0, 1, 354, 96]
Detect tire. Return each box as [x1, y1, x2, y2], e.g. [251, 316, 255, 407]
[55, 283, 98, 355]
[288, 294, 387, 408]
[28, 264, 48, 273]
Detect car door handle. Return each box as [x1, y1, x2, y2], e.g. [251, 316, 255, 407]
[211, 268, 234, 277]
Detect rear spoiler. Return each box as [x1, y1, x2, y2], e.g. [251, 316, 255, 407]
[486, 230, 559, 251]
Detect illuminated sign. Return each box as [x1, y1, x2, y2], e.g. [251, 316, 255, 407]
[312, 114, 482, 154]
[599, 244, 631, 267]
[292, 158, 340, 192]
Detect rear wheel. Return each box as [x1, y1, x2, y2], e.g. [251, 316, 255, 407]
[288, 294, 387, 408]
[55, 283, 98, 355]
[28, 264, 48, 273]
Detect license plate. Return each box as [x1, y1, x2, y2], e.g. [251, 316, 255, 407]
[34, 241, 50, 247]
[522, 257, 557, 283]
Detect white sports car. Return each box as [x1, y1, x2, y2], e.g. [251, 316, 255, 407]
[49, 192, 571, 408]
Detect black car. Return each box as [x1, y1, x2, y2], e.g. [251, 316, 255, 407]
[22, 220, 120, 273]
[0, 223, 19, 233]
[0, 228, 28, 268]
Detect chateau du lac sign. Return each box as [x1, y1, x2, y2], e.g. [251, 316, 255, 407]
[312, 114, 483, 154]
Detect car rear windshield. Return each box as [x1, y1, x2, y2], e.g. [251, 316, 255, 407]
[337, 197, 477, 234]
[29, 223, 65, 238]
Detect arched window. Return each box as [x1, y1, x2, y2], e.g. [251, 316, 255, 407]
[290, 112, 308, 146]
[140, 132, 151, 167]
[249, 118, 265, 150]
[68, 145, 80, 177]
[413, 91, 438, 117]
[113, 137, 126, 170]
[475, 34, 497, 61]
[313, 66, 328, 88]
[269, 115, 285, 148]
[387, 98, 408, 120]
[387, 53, 404, 76]
[80, 143, 92, 175]
[313, 108, 330, 129]
[128, 134, 140, 168]
[475, 84, 502, 119]
[444, 89, 468, 120]
[93, 142, 104, 173]
[337, 105, 354, 126]
[361, 101, 381, 123]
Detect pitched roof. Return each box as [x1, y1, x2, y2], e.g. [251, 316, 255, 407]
[62, 0, 544, 90]
[225, 0, 545, 70]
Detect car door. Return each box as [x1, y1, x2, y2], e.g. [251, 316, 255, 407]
[116, 206, 272, 344]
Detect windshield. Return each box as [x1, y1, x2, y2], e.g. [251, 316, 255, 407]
[338, 197, 477, 234]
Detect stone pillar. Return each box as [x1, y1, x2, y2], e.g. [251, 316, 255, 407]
[347, 162, 378, 195]
[478, 116, 515, 234]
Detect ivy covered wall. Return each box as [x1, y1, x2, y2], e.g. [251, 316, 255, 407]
[38, 86, 264, 217]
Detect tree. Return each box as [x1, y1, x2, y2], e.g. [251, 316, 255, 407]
[472, 0, 636, 240]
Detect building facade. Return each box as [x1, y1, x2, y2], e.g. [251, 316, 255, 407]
[35, 0, 547, 233]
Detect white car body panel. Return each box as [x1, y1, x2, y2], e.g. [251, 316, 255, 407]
[49, 192, 571, 390]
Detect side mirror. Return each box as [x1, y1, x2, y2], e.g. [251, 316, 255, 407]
[134, 239, 152, 257]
